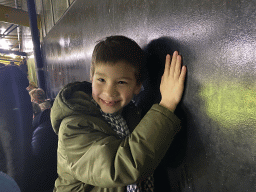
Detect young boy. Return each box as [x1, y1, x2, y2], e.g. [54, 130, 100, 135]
[51, 36, 186, 192]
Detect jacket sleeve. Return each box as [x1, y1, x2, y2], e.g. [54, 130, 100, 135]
[58, 104, 181, 188]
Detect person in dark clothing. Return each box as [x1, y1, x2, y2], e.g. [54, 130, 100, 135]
[31, 102, 42, 119]
[29, 88, 52, 111]
[30, 108, 58, 191]
[0, 64, 33, 192]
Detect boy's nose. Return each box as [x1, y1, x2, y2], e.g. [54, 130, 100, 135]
[104, 84, 118, 97]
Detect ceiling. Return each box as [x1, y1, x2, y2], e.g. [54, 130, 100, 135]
[0, 0, 32, 65]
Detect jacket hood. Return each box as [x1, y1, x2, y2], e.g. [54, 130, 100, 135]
[50, 81, 101, 134]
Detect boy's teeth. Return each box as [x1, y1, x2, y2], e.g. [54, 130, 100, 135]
[102, 99, 118, 104]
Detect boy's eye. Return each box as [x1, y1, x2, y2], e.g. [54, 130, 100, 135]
[118, 81, 127, 85]
[98, 78, 105, 82]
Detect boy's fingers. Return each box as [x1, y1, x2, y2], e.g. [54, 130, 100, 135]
[174, 55, 182, 79]
[164, 54, 171, 76]
[179, 66, 187, 83]
[170, 51, 178, 77]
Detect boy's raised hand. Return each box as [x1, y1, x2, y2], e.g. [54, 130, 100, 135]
[159, 51, 187, 112]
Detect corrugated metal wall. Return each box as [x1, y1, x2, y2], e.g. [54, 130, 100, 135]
[42, 0, 256, 191]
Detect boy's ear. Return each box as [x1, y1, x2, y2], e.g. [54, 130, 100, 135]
[134, 83, 142, 95]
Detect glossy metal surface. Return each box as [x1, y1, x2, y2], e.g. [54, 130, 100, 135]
[42, 0, 256, 191]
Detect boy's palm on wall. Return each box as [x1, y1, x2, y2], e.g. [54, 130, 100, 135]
[160, 51, 187, 112]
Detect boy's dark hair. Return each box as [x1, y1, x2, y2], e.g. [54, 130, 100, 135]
[91, 35, 145, 84]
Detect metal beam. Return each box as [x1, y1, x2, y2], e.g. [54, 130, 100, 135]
[2, 24, 14, 35]
[0, 4, 41, 28]
[10, 41, 20, 50]
[0, 57, 21, 62]
[3, 25, 18, 36]
[0, 35, 19, 39]
[0, 56, 21, 65]
[0, 48, 27, 56]
[0, 61, 16, 65]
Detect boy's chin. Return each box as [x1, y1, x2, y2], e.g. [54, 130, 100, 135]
[100, 107, 122, 114]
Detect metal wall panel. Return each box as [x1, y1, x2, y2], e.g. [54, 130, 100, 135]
[42, 0, 256, 191]
[51, 0, 69, 23]
[42, 0, 54, 34]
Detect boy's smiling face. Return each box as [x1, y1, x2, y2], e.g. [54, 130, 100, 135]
[92, 61, 141, 114]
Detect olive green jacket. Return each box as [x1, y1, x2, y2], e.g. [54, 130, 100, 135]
[50, 81, 181, 192]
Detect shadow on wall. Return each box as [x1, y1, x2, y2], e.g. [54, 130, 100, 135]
[136, 37, 208, 191]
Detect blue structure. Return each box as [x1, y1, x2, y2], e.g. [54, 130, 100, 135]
[26, 0, 46, 92]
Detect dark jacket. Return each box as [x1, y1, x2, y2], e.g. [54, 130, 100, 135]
[51, 81, 181, 192]
[0, 65, 33, 192]
[31, 108, 58, 191]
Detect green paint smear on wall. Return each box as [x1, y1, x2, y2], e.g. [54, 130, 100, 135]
[199, 81, 256, 128]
